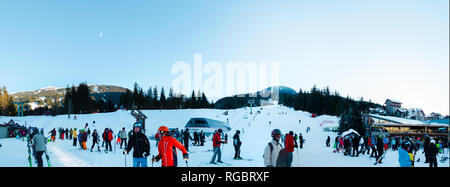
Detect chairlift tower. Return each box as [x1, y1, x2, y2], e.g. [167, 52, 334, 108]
[248, 100, 255, 114]
[13, 101, 28, 117]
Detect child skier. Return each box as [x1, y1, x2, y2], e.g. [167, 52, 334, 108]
[153, 126, 189, 167]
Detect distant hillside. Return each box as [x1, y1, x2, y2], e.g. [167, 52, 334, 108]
[11, 85, 128, 109]
[214, 86, 297, 109]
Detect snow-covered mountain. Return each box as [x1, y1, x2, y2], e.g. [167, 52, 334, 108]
[11, 85, 128, 108]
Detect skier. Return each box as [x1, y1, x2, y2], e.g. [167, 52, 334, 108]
[193, 131, 199, 146]
[48, 128, 56, 142]
[65, 128, 69, 141]
[233, 130, 242, 160]
[284, 131, 295, 167]
[91, 129, 100, 152]
[69, 128, 73, 140]
[183, 129, 192, 152]
[124, 123, 150, 167]
[425, 139, 438, 167]
[369, 136, 377, 158]
[152, 126, 189, 167]
[326, 136, 331, 147]
[263, 129, 283, 167]
[423, 135, 430, 163]
[398, 141, 412, 167]
[87, 128, 91, 139]
[299, 133, 304, 149]
[200, 131, 205, 146]
[376, 136, 384, 164]
[72, 128, 78, 146]
[103, 128, 113, 152]
[119, 127, 128, 149]
[352, 135, 360, 157]
[31, 128, 48, 167]
[210, 129, 227, 164]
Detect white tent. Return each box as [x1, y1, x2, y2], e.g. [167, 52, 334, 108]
[341, 129, 360, 137]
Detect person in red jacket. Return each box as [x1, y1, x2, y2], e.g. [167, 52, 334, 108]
[284, 131, 296, 167]
[153, 126, 189, 167]
[210, 129, 227, 164]
[103, 128, 113, 152]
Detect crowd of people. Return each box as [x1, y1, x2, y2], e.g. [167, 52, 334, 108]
[331, 133, 449, 167]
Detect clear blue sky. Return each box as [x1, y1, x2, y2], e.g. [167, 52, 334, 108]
[0, 0, 448, 115]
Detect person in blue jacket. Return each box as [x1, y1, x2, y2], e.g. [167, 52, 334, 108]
[398, 141, 412, 167]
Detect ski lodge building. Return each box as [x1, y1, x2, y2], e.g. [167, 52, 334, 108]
[363, 113, 449, 138]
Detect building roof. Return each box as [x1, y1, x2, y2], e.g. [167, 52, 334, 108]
[341, 129, 360, 137]
[385, 99, 402, 104]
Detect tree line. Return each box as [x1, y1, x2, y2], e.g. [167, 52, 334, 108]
[119, 83, 213, 110]
[0, 86, 16, 116]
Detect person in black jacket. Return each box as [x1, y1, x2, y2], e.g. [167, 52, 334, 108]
[352, 136, 360, 157]
[193, 131, 199, 146]
[91, 129, 100, 152]
[124, 123, 150, 167]
[233, 130, 242, 160]
[200, 131, 206, 146]
[425, 139, 438, 167]
[376, 136, 384, 163]
[183, 129, 192, 152]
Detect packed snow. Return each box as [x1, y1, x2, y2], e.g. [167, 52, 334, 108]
[0, 105, 448, 167]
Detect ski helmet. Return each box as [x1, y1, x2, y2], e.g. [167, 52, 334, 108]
[158, 126, 169, 133]
[133, 123, 142, 128]
[271, 129, 281, 137]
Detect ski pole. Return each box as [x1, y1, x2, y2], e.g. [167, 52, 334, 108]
[151, 155, 154, 167]
[185, 160, 189, 167]
[124, 153, 127, 167]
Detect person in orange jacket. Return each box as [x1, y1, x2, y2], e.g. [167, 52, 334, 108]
[152, 126, 189, 167]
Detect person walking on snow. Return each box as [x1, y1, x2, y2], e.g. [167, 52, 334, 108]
[119, 127, 128, 149]
[48, 128, 56, 142]
[263, 129, 283, 167]
[233, 130, 242, 160]
[91, 129, 100, 152]
[153, 126, 188, 167]
[210, 129, 227, 164]
[183, 129, 192, 152]
[398, 141, 412, 167]
[81, 129, 88, 150]
[32, 128, 48, 167]
[425, 139, 438, 167]
[124, 123, 150, 167]
[72, 128, 78, 146]
[284, 131, 296, 167]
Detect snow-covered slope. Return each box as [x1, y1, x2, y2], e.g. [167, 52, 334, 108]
[0, 106, 448, 167]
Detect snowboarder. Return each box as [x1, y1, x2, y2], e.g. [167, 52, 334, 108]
[119, 127, 128, 149]
[263, 129, 283, 167]
[233, 130, 242, 160]
[210, 129, 227, 164]
[124, 123, 150, 167]
[152, 126, 188, 167]
[425, 139, 438, 167]
[31, 128, 48, 167]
